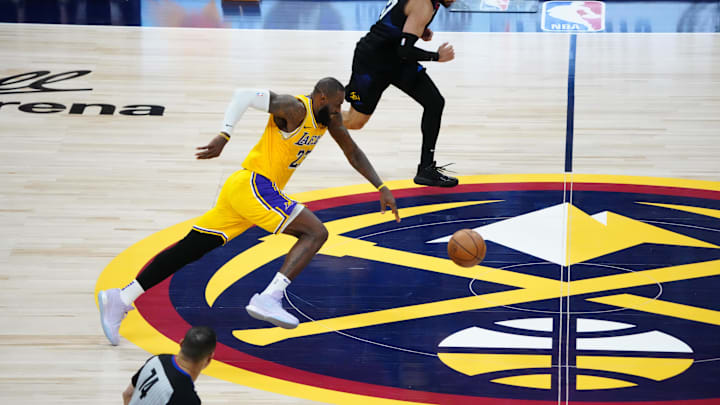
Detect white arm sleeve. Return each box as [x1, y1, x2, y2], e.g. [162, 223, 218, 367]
[220, 89, 271, 135]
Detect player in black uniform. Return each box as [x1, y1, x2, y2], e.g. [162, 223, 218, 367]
[344, 0, 458, 187]
[122, 326, 216, 405]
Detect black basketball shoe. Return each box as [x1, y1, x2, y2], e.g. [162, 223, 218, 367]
[413, 161, 459, 187]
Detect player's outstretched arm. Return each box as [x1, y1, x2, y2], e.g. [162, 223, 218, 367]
[196, 134, 229, 159]
[327, 117, 400, 222]
[197, 88, 274, 159]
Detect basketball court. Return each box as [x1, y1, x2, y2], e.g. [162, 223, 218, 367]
[1, 1, 719, 404]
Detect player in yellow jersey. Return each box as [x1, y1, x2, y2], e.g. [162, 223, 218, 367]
[98, 78, 400, 344]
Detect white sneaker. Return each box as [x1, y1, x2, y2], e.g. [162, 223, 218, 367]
[98, 288, 134, 346]
[245, 293, 299, 329]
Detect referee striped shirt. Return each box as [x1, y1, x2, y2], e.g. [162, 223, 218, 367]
[128, 354, 200, 405]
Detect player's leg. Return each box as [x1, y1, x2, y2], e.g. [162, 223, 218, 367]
[392, 66, 458, 187]
[274, 207, 328, 281]
[98, 230, 224, 345]
[343, 67, 389, 130]
[245, 207, 328, 329]
[98, 171, 245, 345]
[343, 105, 372, 130]
[237, 172, 329, 329]
[135, 230, 225, 291]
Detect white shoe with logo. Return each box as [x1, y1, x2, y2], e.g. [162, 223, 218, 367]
[246, 293, 299, 329]
[98, 288, 134, 346]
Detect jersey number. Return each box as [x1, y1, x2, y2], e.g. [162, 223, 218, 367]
[289, 150, 311, 169]
[139, 368, 159, 399]
[379, 0, 399, 20]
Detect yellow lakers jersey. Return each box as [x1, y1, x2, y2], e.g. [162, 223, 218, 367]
[242, 95, 327, 190]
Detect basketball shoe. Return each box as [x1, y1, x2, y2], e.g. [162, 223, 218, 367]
[414, 161, 459, 187]
[246, 293, 299, 329]
[98, 288, 135, 346]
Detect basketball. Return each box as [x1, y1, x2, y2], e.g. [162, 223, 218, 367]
[447, 229, 486, 267]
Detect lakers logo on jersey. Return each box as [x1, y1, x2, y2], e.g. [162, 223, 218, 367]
[294, 133, 320, 147]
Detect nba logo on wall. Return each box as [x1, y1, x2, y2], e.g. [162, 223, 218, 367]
[542, 1, 605, 32]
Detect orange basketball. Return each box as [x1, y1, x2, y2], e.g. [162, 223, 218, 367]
[447, 229, 486, 267]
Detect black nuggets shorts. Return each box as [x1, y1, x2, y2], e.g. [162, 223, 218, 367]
[345, 55, 427, 115]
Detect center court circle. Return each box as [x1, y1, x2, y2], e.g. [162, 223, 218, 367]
[96, 174, 720, 404]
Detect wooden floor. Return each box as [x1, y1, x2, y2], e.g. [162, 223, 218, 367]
[1, 23, 719, 404]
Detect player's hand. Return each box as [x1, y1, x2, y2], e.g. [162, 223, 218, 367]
[421, 28, 433, 41]
[437, 42, 455, 62]
[379, 187, 401, 223]
[196, 134, 228, 159]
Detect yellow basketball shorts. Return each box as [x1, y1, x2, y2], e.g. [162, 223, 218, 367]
[193, 170, 303, 243]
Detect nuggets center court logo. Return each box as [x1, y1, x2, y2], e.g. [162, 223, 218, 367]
[96, 174, 720, 404]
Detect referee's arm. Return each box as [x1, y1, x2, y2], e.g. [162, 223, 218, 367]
[122, 383, 134, 405]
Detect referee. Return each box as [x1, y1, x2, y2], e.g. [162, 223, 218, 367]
[122, 326, 216, 405]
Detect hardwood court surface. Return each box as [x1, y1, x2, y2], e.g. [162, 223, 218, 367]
[1, 21, 719, 404]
